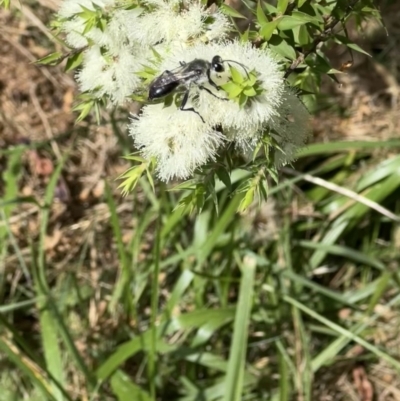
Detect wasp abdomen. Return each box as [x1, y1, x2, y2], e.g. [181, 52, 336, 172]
[148, 81, 180, 100]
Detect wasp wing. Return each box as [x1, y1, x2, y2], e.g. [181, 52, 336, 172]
[149, 66, 204, 100]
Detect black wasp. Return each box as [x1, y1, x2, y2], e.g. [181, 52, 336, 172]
[148, 55, 248, 122]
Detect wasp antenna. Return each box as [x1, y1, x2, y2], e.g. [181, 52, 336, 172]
[224, 59, 250, 79]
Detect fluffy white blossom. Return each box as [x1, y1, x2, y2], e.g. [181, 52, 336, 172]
[88, 8, 144, 50]
[58, 0, 113, 18]
[58, 0, 116, 48]
[60, 1, 143, 49]
[57, 0, 310, 181]
[129, 104, 225, 181]
[58, 0, 232, 106]
[77, 45, 143, 104]
[145, 40, 311, 175]
[159, 41, 285, 137]
[203, 11, 232, 42]
[61, 17, 90, 48]
[128, 0, 231, 46]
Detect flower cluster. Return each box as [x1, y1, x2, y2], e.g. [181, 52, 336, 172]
[131, 39, 310, 180]
[57, 0, 310, 182]
[130, 104, 224, 182]
[58, 0, 230, 104]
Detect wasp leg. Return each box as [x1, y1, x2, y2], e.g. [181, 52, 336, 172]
[199, 85, 229, 101]
[179, 61, 187, 67]
[179, 90, 205, 123]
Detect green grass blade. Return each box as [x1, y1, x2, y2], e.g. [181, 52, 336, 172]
[297, 139, 400, 157]
[148, 217, 161, 400]
[105, 182, 131, 311]
[366, 270, 392, 314]
[282, 294, 400, 373]
[0, 335, 56, 401]
[96, 308, 235, 381]
[223, 254, 256, 401]
[35, 153, 69, 401]
[275, 340, 292, 401]
[299, 240, 385, 270]
[292, 307, 312, 401]
[197, 194, 241, 266]
[110, 370, 151, 401]
[310, 292, 400, 371]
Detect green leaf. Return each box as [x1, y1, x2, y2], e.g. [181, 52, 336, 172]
[277, 15, 310, 30]
[0, 0, 11, 8]
[118, 163, 147, 195]
[334, 34, 372, 57]
[247, 71, 258, 86]
[34, 155, 70, 401]
[264, 3, 278, 14]
[229, 65, 244, 84]
[77, 5, 97, 18]
[238, 187, 254, 212]
[195, 184, 206, 212]
[122, 154, 147, 163]
[111, 371, 151, 401]
[216, 167, 232, 191]
[35, 52, 63, 66]
[243, 87, 257, 97]
[65, 51, 83, 72]
[0, 336, 57, 400]
[282, 294, 400, 372]
[190, 308, 234, 346]
[73, 100, 94, 122]
[291, 11, 322, 25]
[223, 254, 256, 401]
[278, 11, 321, 30]
[268, 35, 296, 60]
[366, 270, 392, 315]
[276, 341, 291, 401]
[221, 82, 243, 98]
[238, 93, 248, 107]
[260, 20, 279, 41]
[220, 4, 247, 19]
[136, 70, 154, 79]
[312, 52, 335, 74]
[82, 17, 97, 34]
[239, 27, 250, 42]
[277, 0, 289, 13]
[296, 24, 312, 46]
[96, 16, 108, 31]
[256, 1, 269, 26]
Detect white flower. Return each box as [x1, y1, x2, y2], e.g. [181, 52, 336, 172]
[58, 0, 115, 47]
[77, 45, 143, 104]
[138, 41, 309, 175]
[158, 41, 285, 138]
[61, 17, 89, 48]
[58, 0, 113, 19]
[87, 8, 144, 50]
[59, 0, 143, 50]
[129, 103, 225, 181]
[128, 0, 231, 46]
[270, 88, 311, 166]
[202, 11, 232, 42]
